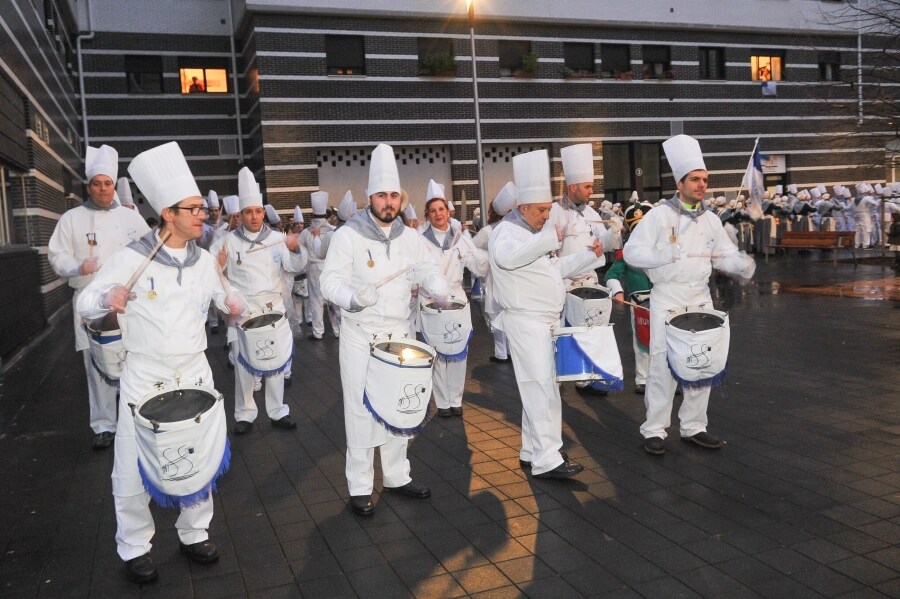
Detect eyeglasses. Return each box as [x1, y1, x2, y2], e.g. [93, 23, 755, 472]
[171, 205, 210, 216]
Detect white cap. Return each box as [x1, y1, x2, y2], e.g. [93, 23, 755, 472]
[294, 205, 304, 223]
[207, 190, 219, 210]
[86, 144, 118, 182]
[775, 185, 783, 194]
[892, 182, 900, 194]
[116, 177, 134, 206]
[600, 200, 613, 211]
[447, 199, 455, 212]
[629, 191, 639, 202]
[881, 187, 892, 198]
[874, 183, 884, 195]
[842, 187, 852, 199]
[491, 181, 517, 216]
[310, 190, 329, 215]
[338, 190, 357, 221]
[810, 187, 822, 200]
[715, 196, 727, 206]
[662, 134, 706, 182]
[404, 203, 417, 220]
[201, 197, 208, 209]
[788, 184, 798, 195]
[127, 141, 201, 215]
[366, 143, 400, 197]
[855, 183, 867, 195]
[223, 194, 240, 215]
[264, 204, 280, 225]
[560, 143, 594, 185]
[816, 184, 827, 195]
[238, 167, 263, 210]
[513, 149, 551, 205]
[425, 179, 445, 202]
[727, 199, 737, 209]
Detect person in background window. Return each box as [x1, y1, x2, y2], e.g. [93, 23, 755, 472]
[757, 65, 771, 81]
[189, 76, 205, 93]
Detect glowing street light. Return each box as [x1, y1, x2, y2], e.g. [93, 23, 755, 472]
[466, 0, 487, 226]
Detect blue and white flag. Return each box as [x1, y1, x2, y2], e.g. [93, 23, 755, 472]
[741, 139, 765, 221]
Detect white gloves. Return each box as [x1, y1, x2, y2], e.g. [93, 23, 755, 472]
[351, 284, 378, 309]
[80, 257, 99, 276]
[225, 292, 247, 316]
[99, 284, 134, 313]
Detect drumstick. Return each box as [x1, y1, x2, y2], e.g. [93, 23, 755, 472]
[617, 299, 650, 312]
[246, 239, 286, 253]
[124, 229, 171, 291]
[374, 265, 412, 289]
[216, 264, 233, 296]
[585, 219, 615, 224]
[687, 253, 724, 258]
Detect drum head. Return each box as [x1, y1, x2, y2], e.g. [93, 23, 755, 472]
[375, 342, 433, 362]
[139, 389, 216, 422]
[242, 313, 282, 329]
[424, 301, 466, 311]
[569, 287, 609, 300]
[669, 312, 723, 332]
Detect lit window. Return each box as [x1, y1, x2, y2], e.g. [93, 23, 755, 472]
[751, 53, 784, 81]
[179, 63, 228, 94]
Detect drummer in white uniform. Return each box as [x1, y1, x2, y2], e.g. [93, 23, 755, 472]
[300, 191, 341, 340]
[76, 142, 245, 583]
[48, 144, 149, 449]
[623, 135, 756, 456]
[320, 143, 451, 517]
[489, 149, 604, 479]
[210, 168, 308, 435]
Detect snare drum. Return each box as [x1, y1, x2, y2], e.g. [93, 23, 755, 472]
[236, 310, 293, 376]
[630, 290, 651, 352]
[419, 300, 473, 360]
[292, 273, 309, 298]
[564, 284, 612, 327]
[664, 306, 730, 388]
[364, 338, 436, 436]
[553, 325, 623, 390]
[132, 384, 229, 509]
[86, 315, 126, 384]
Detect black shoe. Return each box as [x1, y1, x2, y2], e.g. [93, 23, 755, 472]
[449, 406, 463, 417]
[210, 325, 219, 334]
[436, 408, 453, 418]
[634, 384, 646, 395]
[125, 553, 158, 584]
[533, 459, 584, 480]
[349, 495, 374, 516]
[179, 540, 219, 564]
[307, 334, 323, 341]
[576, 384, 608, 397]
[233, 421, 253, 435]
[271, 415, 297, 430]
[92, 431, 114, 450]
[383, 481, 431, 499]
[519, 451, 568, 470]
[489, 356, 510, 363]
[644, 436, 666, 456]
[681, 431, 723, 449]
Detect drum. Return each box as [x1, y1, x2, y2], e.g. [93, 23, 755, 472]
[292, 273, 309, 298]
[419, 300, 473, 360]
[364, 338, 436, 436]
[236, 310, 293, 376]
[564, 284, 612, 327]
[86, 316, 125, 385]
[552, 325, 623, 390]
[132, 384, 229, 509]
[630, 290, 651, 352]
[664, 306, 730, 388]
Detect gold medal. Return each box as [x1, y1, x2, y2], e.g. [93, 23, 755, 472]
[147, 290, 157, 300]
[367, 259, 375, 268]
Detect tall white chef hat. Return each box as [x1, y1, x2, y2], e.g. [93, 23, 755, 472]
[264, 204, 280, 225]
[447, 199, 455, 212]
[127, 141, 201, 215]
[816, 184, 827, 196]
[715, 196, 727, 206]
[366, 143, 400, 197]
[491, 181, 517, 216]
[892, 182, 900, 194]
[881, 186, 891, 198]
[116, 177, 134, 207]
[513, 149, 551, 205]
[775, 185, 783, 195]
[855, 183, 867, 196]
[787, 184, 798, 195]
[629, 190, 639, 202]
[404, 203, 417, 221]
[207, 190, 219, 210]
[810, 187, 822, 200]
[874, 183, 884, 195]
[600, 200, 613, 211]
[662, 134, 706, 183]
[238, 167, 263, 210]
[425, 179, 445, 202]
[842, 187, 852, 199]
[797, 190, 811, 201]
[85, 144, 118, 182]
[338, 190, 357, 221]
[560, 143, 594, 185]
[293, 205, 304, 223]
[310, 191, 329, 215]
[223, 194, 240, 215]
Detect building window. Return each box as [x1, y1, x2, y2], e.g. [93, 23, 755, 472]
[326, 35, 366, 76]
[498, 40, 532, 77]
[599, 44, 631, 79]
[563, 42, 594, 77]
[699, 47, 725, 80]
[125, 55, 163, 94]
[178, 58, 228, 93]
[819, 51, 841, 81]
[642, 46, 672, 79]
[418, 38, 456, 76]
[751, 52, 784, 81]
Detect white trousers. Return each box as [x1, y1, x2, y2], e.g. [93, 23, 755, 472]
[115, 492, 213, 561]
[82, 350, 118, 434]
[633, 332, 650, 386]
[640, 351, 710, 439]
[307, 264, 340, 338]
[492, 328, 508, 360]
[432, 357, 467, 409]
[232, 341, 289, 423]
[345, 442, 411, 496]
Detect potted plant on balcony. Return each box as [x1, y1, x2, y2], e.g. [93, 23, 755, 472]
[512, 51, 539, 78]
[419, 52, 457, 77]
[563, 66, 596, 79]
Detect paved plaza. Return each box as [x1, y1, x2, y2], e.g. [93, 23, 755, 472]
[1, 250, 898, 598]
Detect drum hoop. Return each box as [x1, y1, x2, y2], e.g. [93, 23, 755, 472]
[554, 324, 613, 336]
[238, 310, 286, 330]
[89, 329, 123, 343]
[421, 301, 468, 314]
[370, 338, 436, 367]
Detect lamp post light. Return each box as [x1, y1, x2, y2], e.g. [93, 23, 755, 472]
[466, 0, 487, 227]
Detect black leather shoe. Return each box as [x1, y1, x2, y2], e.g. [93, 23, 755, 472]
[271, 415, 297, 430]
[349, 495, 374, 516]
[489, 356, 510, 363]
[520, 451, 568, 470]
[233, 421, 253, 435]
[384, 481, 431, 499]
[634, 384, 646, 395]
[644, 436, 666, 456]
[125, 553, 158, 584]
[576, 384, 608, 397]
[436, 408, 452, 418]
[179, 540, 219, 564]
[682, 431, 723, 449]
[449, 406, 463, 416]
[92, 431, 114, 450]
[307, 334, 323, 341]
[532, 459, 583, 479]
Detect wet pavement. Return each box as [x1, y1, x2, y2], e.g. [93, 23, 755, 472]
[1, 248, 898, 598]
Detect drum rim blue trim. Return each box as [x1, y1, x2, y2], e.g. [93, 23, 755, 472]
[89, 331, 123, 343]
[554, 331, 624, 390]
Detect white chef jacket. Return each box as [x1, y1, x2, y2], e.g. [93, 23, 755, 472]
[542, 200, 612, 285]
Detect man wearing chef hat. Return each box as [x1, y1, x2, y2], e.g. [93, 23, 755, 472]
[300, 190, 342, 340]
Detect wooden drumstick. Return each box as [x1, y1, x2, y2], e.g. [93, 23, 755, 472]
[216, 264, 233, 296]
[617, 298, 650, 312]
[687, 252, 724, 258]
[124, 229, 171, 292]
[374, 265, 412, 289]
[246, 239, 286, 253]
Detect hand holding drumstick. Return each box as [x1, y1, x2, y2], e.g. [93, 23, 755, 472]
[101, 230, 172, 313]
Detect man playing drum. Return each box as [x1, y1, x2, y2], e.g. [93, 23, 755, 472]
[320, 143, 451, 517]
[623, 134, 756, 456]
[489, 149, 604, 480]
[77, 142, 246, 583]
[49, 144, 149, 449]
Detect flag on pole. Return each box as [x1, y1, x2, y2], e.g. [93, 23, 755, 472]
[741, 138, 764, 221]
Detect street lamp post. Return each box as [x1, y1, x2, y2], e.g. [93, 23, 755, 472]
[467, 0, 487, 227]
